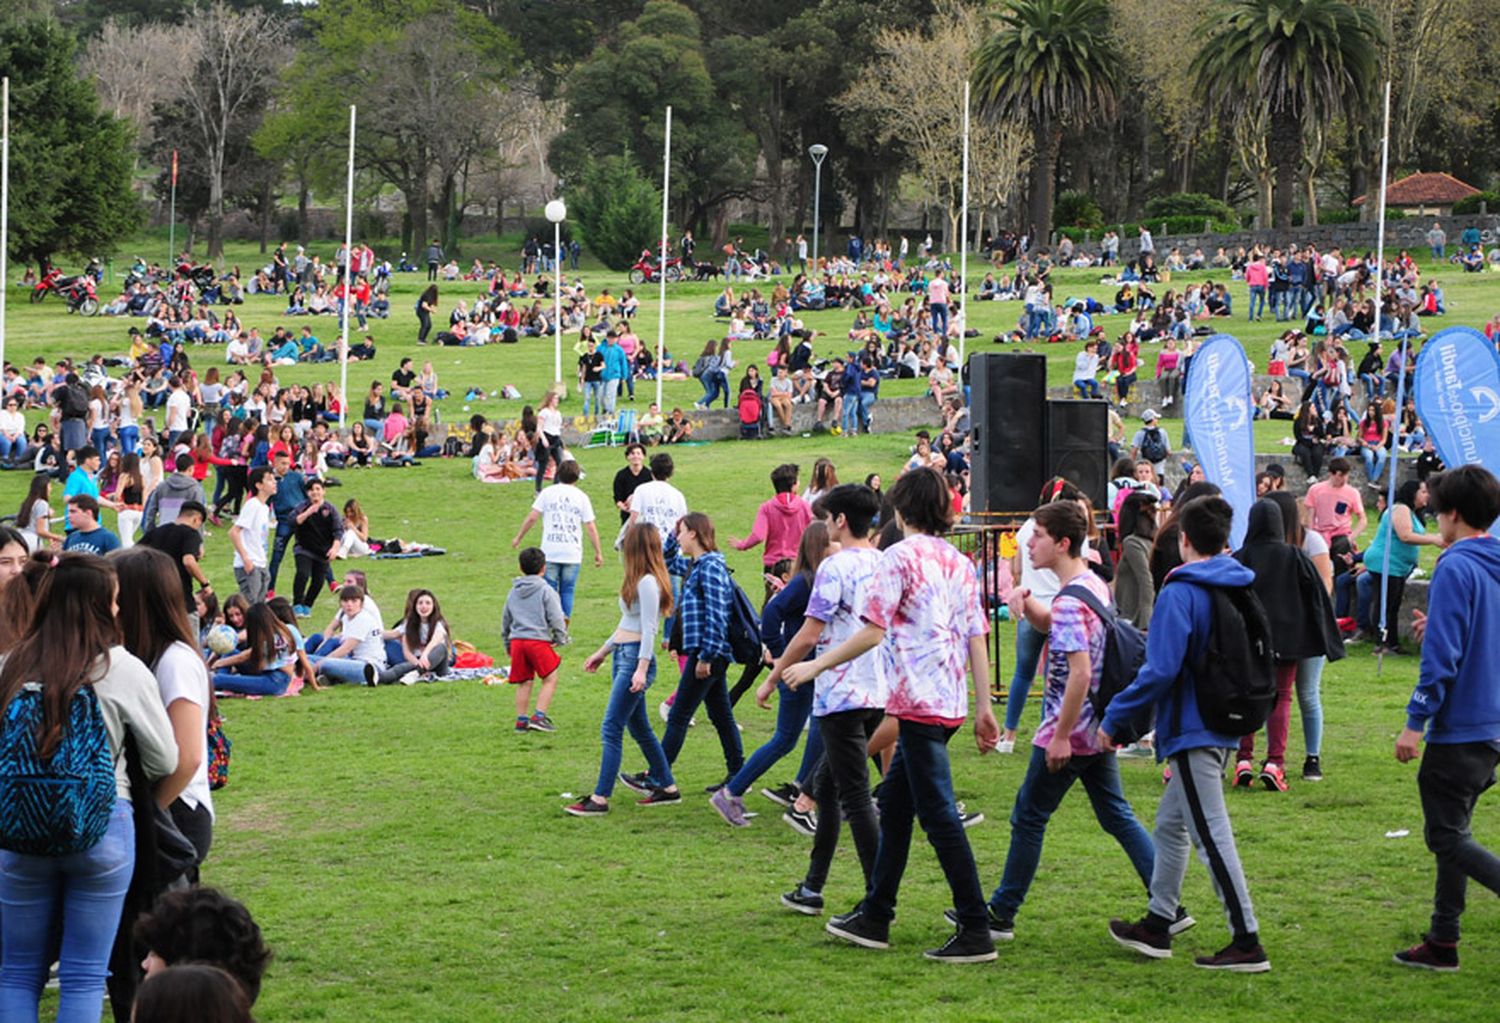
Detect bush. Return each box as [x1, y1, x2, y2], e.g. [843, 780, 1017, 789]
[1054, 191, 1104, 230]
[1144, 192, 1237, 223]
[1451, 191, 1500, 215]
[520, 217, 574, 248]
[566, 154, 658, 271]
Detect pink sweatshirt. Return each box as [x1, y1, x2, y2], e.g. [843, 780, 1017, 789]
[735, 492, 813, 567]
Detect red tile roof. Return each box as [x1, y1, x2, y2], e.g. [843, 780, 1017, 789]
[1355, 171, 1481, 206]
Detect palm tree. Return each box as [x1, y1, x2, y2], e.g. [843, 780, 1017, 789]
[972, 0, 1121, 243]
[1191, 0, 1383, 231]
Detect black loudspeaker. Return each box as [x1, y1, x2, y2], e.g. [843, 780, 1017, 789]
[970, 353, 1047, 513]
[1045, 399, 1109, 509]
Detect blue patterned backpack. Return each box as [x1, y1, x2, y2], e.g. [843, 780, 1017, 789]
[0, 682, 115, 856]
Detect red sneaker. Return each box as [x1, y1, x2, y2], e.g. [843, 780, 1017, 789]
[1259, 762, 1289, 792]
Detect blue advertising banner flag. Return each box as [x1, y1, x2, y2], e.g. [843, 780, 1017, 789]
[1184, 333, 1255, 549]
[1413, 325, 1500, 534]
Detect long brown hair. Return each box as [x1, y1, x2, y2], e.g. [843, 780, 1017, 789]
[111, 547, 199, 668]
[0, 553, 53, 654]
[677, 511, 717, 552]
[620, 524, 673, 615]
[241, 603, 290, 673]
[0, 553, 120, 759]
[810, 457, 838, 493]
[792, 520, 834, 582]
[401, 588, 448, 652]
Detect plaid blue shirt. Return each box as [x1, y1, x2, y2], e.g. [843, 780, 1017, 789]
[665, 539, 733, 661]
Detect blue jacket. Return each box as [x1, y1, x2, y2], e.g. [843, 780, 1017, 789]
[760, 574, 812, 659]
[1407, 536, 1500, 744]
[600, 340, 630, 382]
[1101, 556, 1251, 759]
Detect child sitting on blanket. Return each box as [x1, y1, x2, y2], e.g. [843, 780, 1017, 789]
[502, 546, 570, 733]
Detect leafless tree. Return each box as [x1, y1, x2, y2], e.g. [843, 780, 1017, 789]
[81, 19, 186, 151]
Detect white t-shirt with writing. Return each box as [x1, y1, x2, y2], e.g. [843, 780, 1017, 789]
[628, 480, 687, 544]
[533, 484, 595, 565]
[232, 498, 270, 569]
[337, 604, 387, 666]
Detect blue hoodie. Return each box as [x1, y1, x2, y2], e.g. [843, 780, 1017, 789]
[1101, 556, 1253, 759]
[1406, 535, 1500, 744]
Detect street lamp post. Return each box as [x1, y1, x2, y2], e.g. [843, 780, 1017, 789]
[808, 143, 827, 274]
[544, 198, 566, 389]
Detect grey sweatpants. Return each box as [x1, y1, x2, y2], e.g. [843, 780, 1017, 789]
[1149, 746, 1260, 940]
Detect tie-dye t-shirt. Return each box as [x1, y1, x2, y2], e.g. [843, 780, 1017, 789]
[806, 546, 886, 717]
[858, 534, 988, 723]
[1034, 571, 1110, 755]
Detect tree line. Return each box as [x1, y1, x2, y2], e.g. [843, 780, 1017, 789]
[1, 0, 1497, 267]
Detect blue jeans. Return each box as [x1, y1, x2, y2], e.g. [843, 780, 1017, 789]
[583, 380, 603, 416]
[862, 720, 987, 929]
[661, 573, 683, 648]
[89, 427, 111, 456]
[989, 746, 1154, 920]
[661, 656, 743, 780]
[841, 393, 860, 434]
[1360, 373, 1383, 403]
[1004, 619, 1047, 732]
[314, 656, 375, 684]
[857, 391, 876, 431]
[1361, 444, 1388, 482]
[1248, 285, 1265, 320]
[268, 525, 294, 591]
[1296, 656, 1325, 758]
[0, 798, 134, 1023]
[213, 667, 291, 695]
[0, 435, 27, 462]
[930, 302, 949, 337]
[117, 426, 138, 455]
[727, 680, 819, 797]
[1074, 379, 1102, 400]
[544, 560, 581, 618]
[1271, 289, 1290, 321]
[595, 643, 674, 797]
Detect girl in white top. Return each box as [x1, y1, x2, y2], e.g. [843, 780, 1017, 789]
[379, 588, 451, 682]
[15, 474, 59, 552]
[0, 554, 180, 1021]
[139, 435, 165, 499]
[113, 547, 215, 873]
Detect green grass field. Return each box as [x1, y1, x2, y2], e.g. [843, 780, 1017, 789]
[7, 237, 1499, 1020]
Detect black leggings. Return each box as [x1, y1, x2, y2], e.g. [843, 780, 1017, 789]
[294, 552, 330, 610]
[534, 432, 564, 491]
[416, 307, 433, 344]
[804, 708, 884, 893]
[214, 465, 247, 517]
[1366, 570, 1408, 647]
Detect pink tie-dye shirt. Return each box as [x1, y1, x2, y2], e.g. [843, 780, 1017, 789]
[859, 534, 988, 723]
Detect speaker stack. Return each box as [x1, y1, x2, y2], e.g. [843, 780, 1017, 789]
[969, 353, 1109, 513]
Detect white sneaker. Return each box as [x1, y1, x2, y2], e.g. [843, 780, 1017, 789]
[995, 739, 1016, 754]
[397, 670, 419, 686]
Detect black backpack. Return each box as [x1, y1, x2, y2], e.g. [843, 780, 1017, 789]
[1138, 426, 1168, 463]
[1056, 583, 1149, 725]
[1171, 581, 1277, 736]
[726, 572, 763, 665]
[60, 383, 89, 420]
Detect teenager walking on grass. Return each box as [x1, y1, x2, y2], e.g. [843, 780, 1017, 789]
[1393, 466, 1500, 972]
[1099, 496, 1272, 973]
[794, 468, 1000, 964]
[759, 486, 885, 915]
[568, 524, 682, 815]
[971, 500, 1184, 944]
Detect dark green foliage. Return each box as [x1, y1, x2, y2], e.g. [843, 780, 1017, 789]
[568, 155, 660, 270]
[1054, 191, 1105, 230]
[0, 17, 141, 266]
[1144, 192, 1237, 223]
[1452, 192, 1500, 215]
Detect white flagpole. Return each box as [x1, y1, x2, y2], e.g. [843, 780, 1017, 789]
[0, 79, 9, 381]
[957, 80, 970, 368]
[338, 105, 355, 429]
[656, 106, 672, 411]
[1373, 80, 1400, 673]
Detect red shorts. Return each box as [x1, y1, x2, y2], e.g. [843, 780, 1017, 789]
[508, 639, 561, 683]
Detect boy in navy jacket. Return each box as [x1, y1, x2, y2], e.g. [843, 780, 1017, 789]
[1394, 465, 1500, 972]
[1098, 496, 1270, 973]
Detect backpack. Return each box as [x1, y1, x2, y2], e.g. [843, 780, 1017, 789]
[726, 575, 763, 665]
[60, 383, 89, 420]
[1170, 581, 1277, 736]
[1056, 582, 1148, 724]
[0, 683, 116, 856]
[1138, 426, 1168, 464]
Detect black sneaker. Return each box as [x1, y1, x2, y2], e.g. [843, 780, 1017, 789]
[363, 662, 377, 686]
[637, 787, 682, 807]
[826, 907, 890, 950]
[1195, 942, 1271, 973]
[923, 927, 997, 963]
[782, 807, 818, 837]
[1108, 918, 1173, 959]
[528, 712, 556, 733]
[781, 886, 824, 916]
[956, 801, 984, 828]
[761, 782, 800, 807]
[563, 796, 609, 817]
[618, 771, 652, 795]
[943, 906, 1015, 942]
[1394, 938, 1459, 972]
[1169, 907, 1197, 936]
[1302, 755, 1324, 782]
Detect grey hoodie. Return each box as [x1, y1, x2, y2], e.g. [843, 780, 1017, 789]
[501, 574, 569, 646]
[141, 471, 207, 532]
